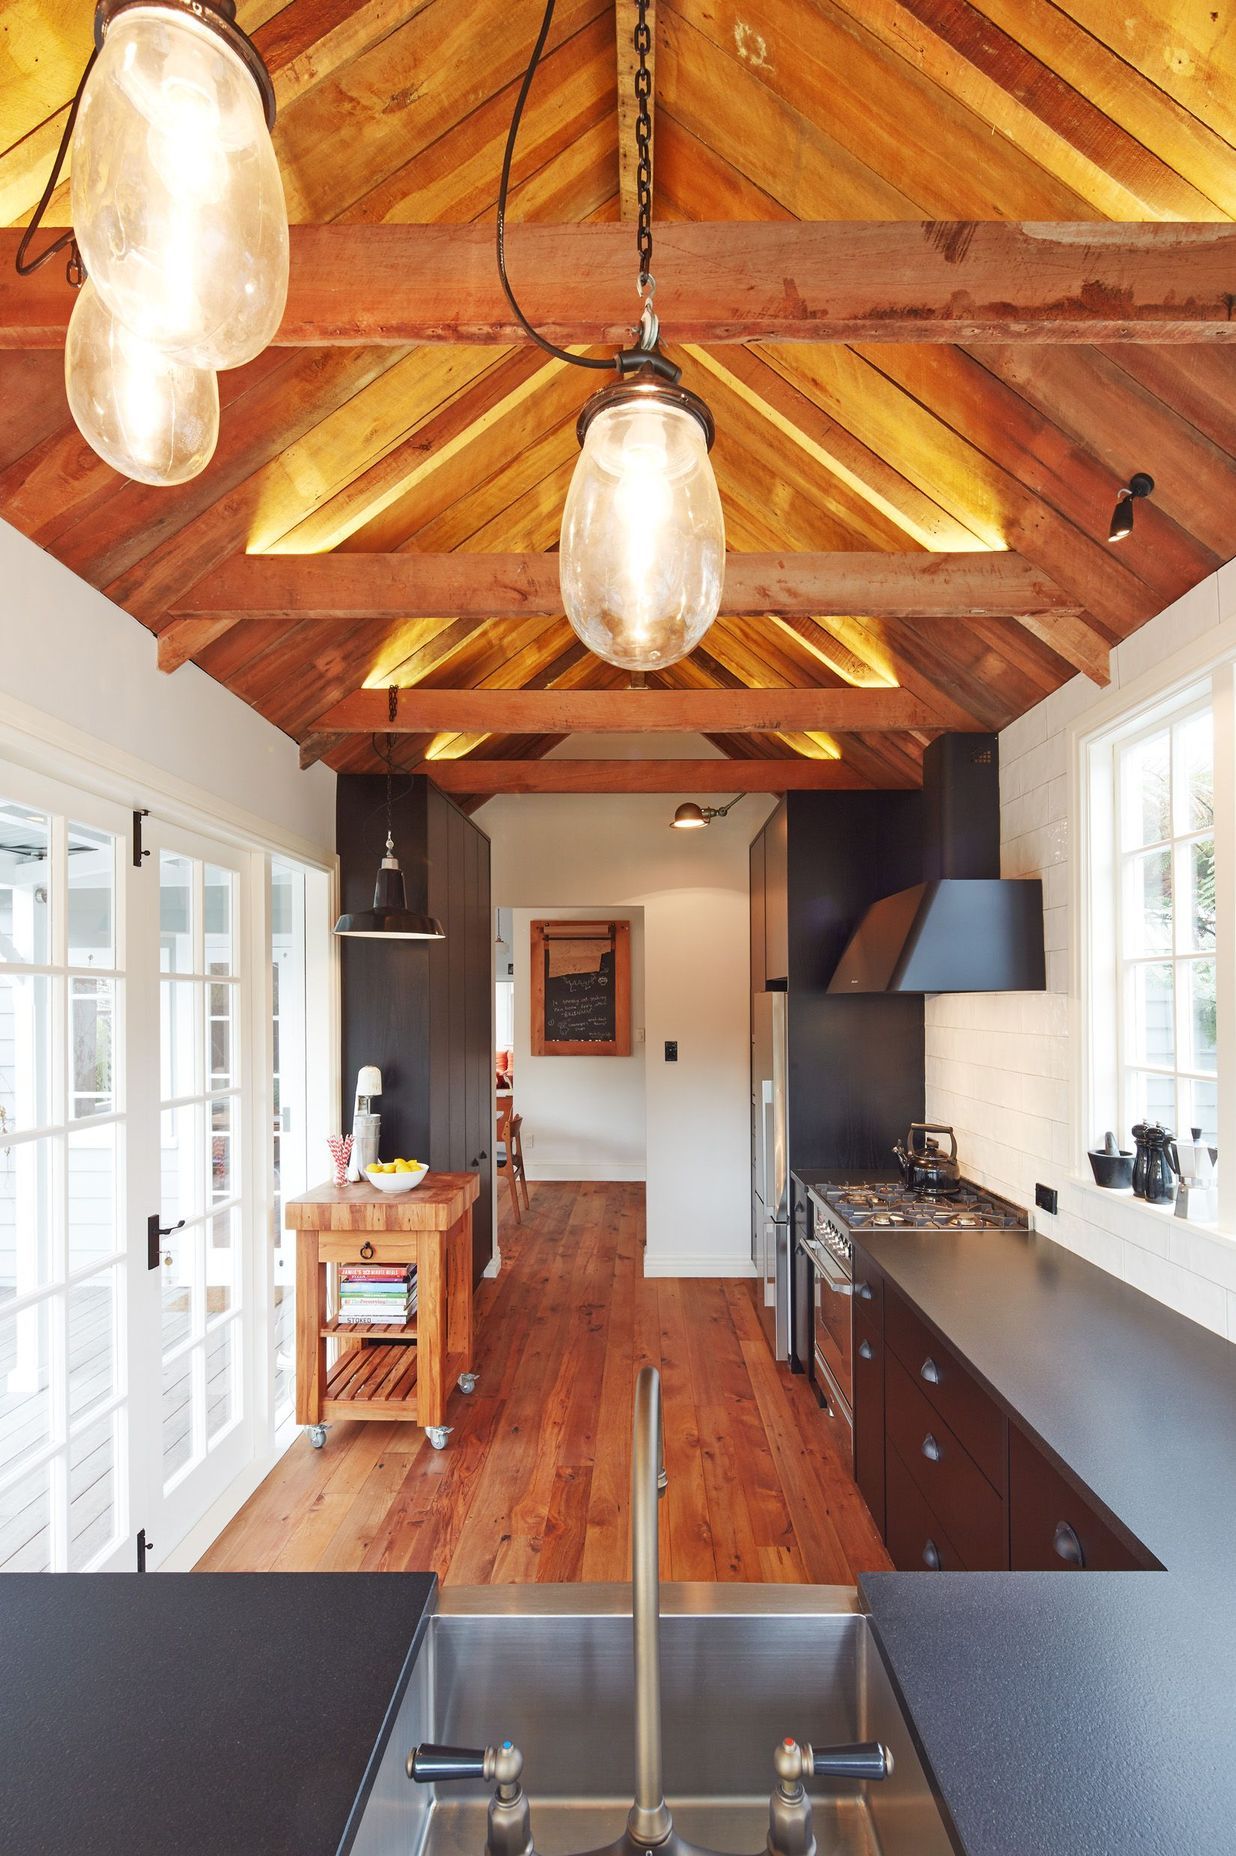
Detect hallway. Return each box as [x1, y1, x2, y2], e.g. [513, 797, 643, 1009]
[199, 1183, 890, 1582]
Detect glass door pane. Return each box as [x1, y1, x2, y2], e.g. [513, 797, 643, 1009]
[130, 821, 253, 1558]
[0, 781, 129, 1573]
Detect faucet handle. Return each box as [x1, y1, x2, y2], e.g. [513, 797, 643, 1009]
[408, 1744, 491, 1783]
[807, 1742, 892, 1782]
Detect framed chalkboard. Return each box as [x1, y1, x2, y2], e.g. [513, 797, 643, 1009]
[530, 919, 632, 1057]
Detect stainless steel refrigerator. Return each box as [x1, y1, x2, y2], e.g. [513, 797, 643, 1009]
[752, 991, 790, 1360]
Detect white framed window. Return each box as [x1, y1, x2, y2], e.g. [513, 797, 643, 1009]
[1085, 666, 1234, 1223]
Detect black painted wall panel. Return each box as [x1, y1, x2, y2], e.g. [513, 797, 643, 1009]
[338, 775, 493, 1278]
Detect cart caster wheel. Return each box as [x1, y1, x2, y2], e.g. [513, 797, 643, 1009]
[457, 1371, 478, 1395]
[425, 1426, 452, 1451]
[308, 1425, 327, 1450]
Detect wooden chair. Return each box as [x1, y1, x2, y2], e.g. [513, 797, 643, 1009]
[496, 1098, 531, 1224]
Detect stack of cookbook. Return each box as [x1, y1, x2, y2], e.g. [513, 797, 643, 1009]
[336, 1263, 417, 1326]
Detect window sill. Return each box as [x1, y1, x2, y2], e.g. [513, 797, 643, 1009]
[1064, 1170, 1234, 1248]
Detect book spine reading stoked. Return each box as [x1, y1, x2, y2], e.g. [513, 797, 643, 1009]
[336, 1262, 417, 1325]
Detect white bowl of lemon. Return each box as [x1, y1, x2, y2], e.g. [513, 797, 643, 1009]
[366, 1159, 429, 1193]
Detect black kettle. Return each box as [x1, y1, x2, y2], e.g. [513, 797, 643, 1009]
[893, 1124, 961, 1197]
[1131, 1122, 1177, 1204]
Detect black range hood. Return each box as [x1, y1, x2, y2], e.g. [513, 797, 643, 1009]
[827, 734, 1046, 995]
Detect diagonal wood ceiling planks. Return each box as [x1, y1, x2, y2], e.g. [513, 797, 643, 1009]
[2, 0, 1236, 793]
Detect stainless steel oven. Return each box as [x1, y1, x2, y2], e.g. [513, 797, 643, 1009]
[802, 1208, 855, 1463]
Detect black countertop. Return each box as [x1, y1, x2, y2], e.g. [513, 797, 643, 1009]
[0, 1572, 436, 1856]
[825, 1215, 1236, 1856]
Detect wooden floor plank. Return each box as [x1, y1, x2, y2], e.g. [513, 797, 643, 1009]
[198, 1183, 890, 1584]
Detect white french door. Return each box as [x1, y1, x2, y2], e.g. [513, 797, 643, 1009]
[129, 819, 256, 1556]
[0, 768, 264, 1570]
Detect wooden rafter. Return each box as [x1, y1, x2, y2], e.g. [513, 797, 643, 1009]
[415, 758, 889, 793]
[5, 224, 1236, 349]
[170, 547, 1081, 617]
[308, 686, 952, 735]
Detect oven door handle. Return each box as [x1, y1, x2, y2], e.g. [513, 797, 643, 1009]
[822, 1275, 858, 1298]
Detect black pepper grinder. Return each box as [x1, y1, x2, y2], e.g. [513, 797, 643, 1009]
[1131, 1121, 1150, 1198]
[1143, 1124, 1178, 1205]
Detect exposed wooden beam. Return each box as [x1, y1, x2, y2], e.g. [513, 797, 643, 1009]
[158, 548, 1085, 673]
[417, 758, 891, 794]
[5, 223, 1236, 349]
[309, 687, 951, 735]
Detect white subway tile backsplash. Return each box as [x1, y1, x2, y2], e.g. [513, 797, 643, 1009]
[1120, 1242, 1228, 1337]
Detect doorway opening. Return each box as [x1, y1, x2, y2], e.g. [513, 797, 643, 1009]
[494, 906, 647, 1209]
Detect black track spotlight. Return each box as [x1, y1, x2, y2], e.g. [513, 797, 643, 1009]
[1108, 471, 1155, 543]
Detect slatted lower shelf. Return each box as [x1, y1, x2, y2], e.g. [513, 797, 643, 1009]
[322, 1340, 419, 1421]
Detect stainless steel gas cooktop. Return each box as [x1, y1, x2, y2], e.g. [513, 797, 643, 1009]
[816, 1179, 1030, 1236]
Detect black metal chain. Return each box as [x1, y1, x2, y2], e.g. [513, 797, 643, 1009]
[633, 0, 654, 297]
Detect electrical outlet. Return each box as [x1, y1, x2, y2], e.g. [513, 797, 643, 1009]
[1035, 1183, 1058, 1216]
[664, 1040, 678, 1062]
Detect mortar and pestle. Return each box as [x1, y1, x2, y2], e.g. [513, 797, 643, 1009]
[1088, 1131, 1135, 1190]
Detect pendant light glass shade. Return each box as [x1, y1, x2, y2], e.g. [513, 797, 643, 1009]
[65, 277, 219, 484]
[560, 388, 725, 672]
[71, 4, 289, 370]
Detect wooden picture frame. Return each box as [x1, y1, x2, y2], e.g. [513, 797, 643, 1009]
[530, 919, 631, 1057]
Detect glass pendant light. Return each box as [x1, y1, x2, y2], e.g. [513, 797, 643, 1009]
[71, 1, 288, 369]
[560, 380, 724, 672]
[497, 0, 724, 673]
[65, 277, 219, 484]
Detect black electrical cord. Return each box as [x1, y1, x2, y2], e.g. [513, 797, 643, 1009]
[496, 0, 613, 371]
[15, 48, 97, 281]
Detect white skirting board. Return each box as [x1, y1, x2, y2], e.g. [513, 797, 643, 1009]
[642, 1255, 758, 1279]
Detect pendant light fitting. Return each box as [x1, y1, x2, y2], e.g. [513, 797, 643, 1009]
[499, 0, 726, 674]
[16, 0, 287, 487]
[333, 690, 445, 942]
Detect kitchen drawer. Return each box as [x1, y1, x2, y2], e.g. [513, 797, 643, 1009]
[886, 1288, 1004, 1491]
[1009, 1425, 1156, 1572]
[852, 1316, 885, 1535]
[885, 1441, 965, 1572]
[886, 1352, 1007, 1569]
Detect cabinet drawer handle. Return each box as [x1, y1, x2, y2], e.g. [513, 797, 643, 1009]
[1053, 1521, 1086, 1569]
[922, 1538, 941, 1571]
[856, 1282, 874, 1302]
[920, 1357, 941, 1385]
[921, 1432, 941, 1463]
[858, 1338, 874, 1361]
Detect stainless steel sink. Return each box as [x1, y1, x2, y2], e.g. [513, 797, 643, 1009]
[350, 1583, 953, 1856]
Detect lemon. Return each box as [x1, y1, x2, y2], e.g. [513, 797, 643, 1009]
[394, 1159, 411, 1173]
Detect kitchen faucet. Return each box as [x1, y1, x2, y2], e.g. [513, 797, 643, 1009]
[408, 1365, 891, 1856]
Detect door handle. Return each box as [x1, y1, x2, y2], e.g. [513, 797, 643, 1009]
[147, 1215, 185, 1272]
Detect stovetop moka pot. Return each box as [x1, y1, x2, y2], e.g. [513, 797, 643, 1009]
[892, 1123, 961, 1198]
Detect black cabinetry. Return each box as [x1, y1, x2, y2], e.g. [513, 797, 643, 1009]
[337, 774, 493, 1280]
[750, 791, 926, 1175]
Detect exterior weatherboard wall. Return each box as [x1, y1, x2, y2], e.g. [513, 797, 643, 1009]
[926, 562, 1236, 1344]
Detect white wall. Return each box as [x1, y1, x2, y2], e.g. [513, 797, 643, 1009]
[0, 518, 335, 856]
[509, 905, 646, 1182]
[481, 735, 773, 1275]
[926, 562, 1236, 1344]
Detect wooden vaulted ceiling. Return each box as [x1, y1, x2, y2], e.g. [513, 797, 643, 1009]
[2, 0, 1236, 794]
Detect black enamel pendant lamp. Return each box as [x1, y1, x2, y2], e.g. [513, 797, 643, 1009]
[334, 704, 444, 941]
[16, 0, 287, 485]
[498, 0, 725, 672]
